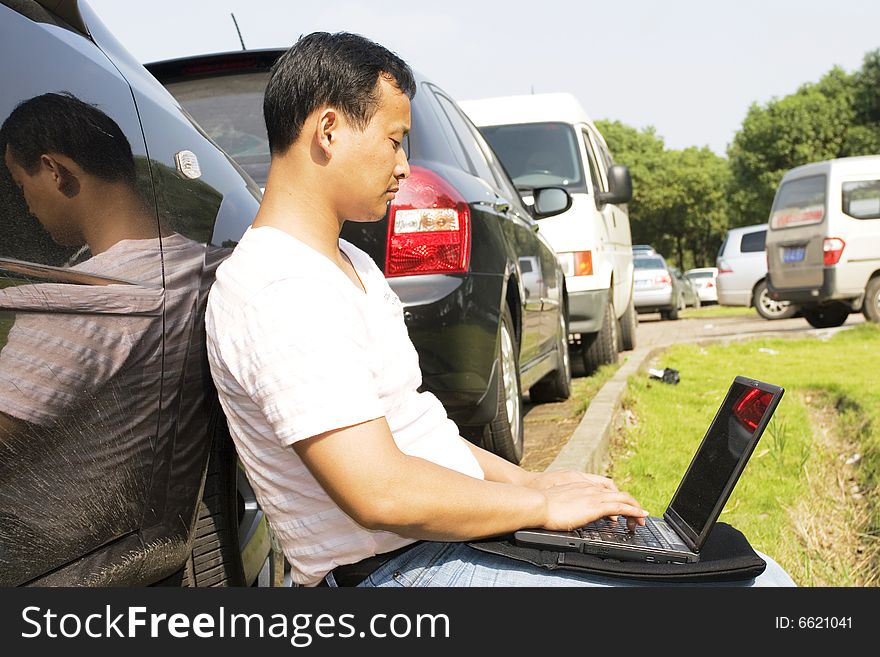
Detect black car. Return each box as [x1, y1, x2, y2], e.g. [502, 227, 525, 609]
[147, 48, 574, 464]
[0, 0, 275, 586]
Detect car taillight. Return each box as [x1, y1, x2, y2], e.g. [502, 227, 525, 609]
[823, 237, 845, 266]
[385, 166, 471, 277]
[717, 258, 732, 274]
[706, 281, 715, 288]
[655, 272, 671, 285]
[734, 388, 773, 431]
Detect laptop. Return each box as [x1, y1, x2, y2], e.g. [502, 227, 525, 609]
[514, 375, 784, 564]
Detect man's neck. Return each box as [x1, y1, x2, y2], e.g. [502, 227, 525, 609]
[253, 161, 345, 262]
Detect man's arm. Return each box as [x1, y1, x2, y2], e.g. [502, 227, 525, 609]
[293, 417, 647, 541]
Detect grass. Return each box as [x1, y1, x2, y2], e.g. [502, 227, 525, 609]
[607, 322, 880, 586]
[680, 304, 757, 319]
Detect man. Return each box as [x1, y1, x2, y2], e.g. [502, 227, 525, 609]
[205, 32, 794, 587]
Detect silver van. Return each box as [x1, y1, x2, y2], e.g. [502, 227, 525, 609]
[766, 155, 880, 327]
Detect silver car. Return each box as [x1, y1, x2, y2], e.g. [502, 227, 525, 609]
[633, 254, 684, 320]
[717, 224, 796, 320]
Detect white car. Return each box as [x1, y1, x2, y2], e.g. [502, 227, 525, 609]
[716, 224, 796, 319]
[685, 267, 719, 304]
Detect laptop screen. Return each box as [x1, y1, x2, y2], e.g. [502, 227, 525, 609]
[666, 378, 783, 547]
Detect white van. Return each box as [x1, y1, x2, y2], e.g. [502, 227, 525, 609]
[766, 155, 880, 327]
[460, 93, 635, 373]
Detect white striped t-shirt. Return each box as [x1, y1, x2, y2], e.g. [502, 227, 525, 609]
[205, 226, 484, 586]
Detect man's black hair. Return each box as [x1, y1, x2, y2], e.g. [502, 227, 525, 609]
[0, 92, 136, 185]
[264, 31, 416, 155]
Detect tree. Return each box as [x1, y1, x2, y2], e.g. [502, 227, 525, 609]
[597, 120, 729, 268]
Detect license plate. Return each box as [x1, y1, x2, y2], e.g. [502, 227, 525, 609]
[635, 279, 651, 287]
[783, 246, 806, 263]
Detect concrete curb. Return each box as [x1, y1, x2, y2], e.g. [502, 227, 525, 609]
[544, 344, 663, 474]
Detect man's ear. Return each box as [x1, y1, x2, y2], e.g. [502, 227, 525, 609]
[42, 154, 80, 198]
[315, 108, 340, 160]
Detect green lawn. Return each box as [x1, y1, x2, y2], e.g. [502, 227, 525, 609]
[680, 304, 757, 319]
[608, 322, 879, 586]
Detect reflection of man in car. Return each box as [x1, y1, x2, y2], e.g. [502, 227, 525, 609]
[0, 93, 206, 585]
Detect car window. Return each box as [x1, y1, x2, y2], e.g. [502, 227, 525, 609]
[842, 179, 880, 220]
[769, 174, 826, 229]
[163, 71, 272, 187]
[581, 129, 605, 193]
[584, 124, 613, 189]
[634, 256, 666, 269]
[479, 122, 586, 193]
[432, 88, 497, 186]
[740, 229, 766, 253]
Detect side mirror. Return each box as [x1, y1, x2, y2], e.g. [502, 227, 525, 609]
[597, 164, 633, 205]
[532, 187, 572, 219]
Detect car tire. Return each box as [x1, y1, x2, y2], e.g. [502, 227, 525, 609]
[863, 276, 880, 323]
[482, 306, 524, 463]
[582, 291, 619, 374]
[618, 293, 637, 351]
[530, 307, 572, 402]
[663, 296, 681, 321]
[753, 280, 797, 320]
[181, 430, 246, 587]
[801, 303, 850, 329]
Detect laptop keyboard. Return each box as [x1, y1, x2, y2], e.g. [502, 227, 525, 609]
[575, 516, 673, 549]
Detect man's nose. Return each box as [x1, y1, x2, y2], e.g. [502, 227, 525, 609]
[394, 149, 410, 180]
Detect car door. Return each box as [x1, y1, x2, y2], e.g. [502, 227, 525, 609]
[0, 3, 166, 585]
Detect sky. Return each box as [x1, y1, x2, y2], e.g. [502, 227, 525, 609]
[85, 0, 880, 156]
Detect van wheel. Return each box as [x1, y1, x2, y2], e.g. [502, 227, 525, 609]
[863, 277, 880, 323]
[529, 308, 572, 402]
[582, 291, 619, 374]
[482, 306, 524, 463]
[618, 294, 637, 351]
[753, 280, 796, 320]
[802, 303, 849, 329]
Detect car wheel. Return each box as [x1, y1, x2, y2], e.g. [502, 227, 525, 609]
[181, 430, 247, 586]
[529, 307, 572, 402]
[618, 293, 637, 351]
[863, 276, 880, 323]
[801, 303, 850, 328]
[582, 291, 619, 374]
[753, 280, 796, 320]
[665, 296, 681, 321]
[482, 306, 524, 463]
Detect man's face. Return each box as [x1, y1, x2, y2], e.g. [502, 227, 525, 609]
[332, 76, 411, 222]
[4, 146, 82, 246]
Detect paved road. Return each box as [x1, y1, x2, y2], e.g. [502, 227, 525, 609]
[520, 307, 867, 471]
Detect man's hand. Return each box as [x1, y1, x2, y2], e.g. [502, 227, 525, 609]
[540, 481, 648, 532]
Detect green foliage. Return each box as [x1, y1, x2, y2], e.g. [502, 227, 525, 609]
[596, 121, 729, 268]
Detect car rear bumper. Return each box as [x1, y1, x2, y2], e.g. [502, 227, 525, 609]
[633, 287, 673, 312]
[767, 269, 857, 308]
[390, 272, 502, 427]
[568, 288, 607, 334]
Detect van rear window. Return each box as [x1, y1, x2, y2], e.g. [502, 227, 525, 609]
[842, 180, 880, 220]
[769, 174, 826, 229]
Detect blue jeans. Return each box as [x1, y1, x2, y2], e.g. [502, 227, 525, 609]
[331, 541, 796, 587]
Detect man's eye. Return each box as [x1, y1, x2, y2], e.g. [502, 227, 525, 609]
[391, 139, 401, 150]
